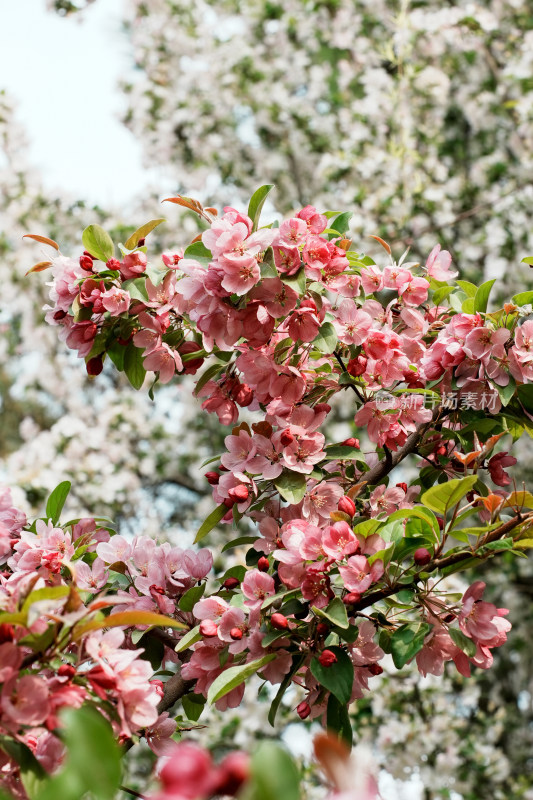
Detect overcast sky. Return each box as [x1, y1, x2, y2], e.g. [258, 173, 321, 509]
[0, 0, 158, 207]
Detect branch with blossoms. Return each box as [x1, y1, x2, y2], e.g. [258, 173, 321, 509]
[8, 186, 533, 797]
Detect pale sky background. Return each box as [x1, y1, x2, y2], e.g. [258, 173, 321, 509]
[0, 0, 162, 207]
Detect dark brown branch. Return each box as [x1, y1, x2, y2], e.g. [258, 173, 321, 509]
[354, 512, 530, 613]
[361, 406, 441, 486]
[157, 671, 195, 714]
[120, 786, 147, 799]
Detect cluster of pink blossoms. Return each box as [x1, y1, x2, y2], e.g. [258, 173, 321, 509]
[25, 192, 533, 790]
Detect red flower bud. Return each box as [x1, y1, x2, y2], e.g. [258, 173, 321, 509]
[223, 577, 240, 591]
[396, 482, 408, 493]
[137, 238, 146, 247]
[230, 627, 243, 641]
[234, 384, 254, 407]
[106, 258, 122, 270]
[337, 496, 356, 517]
[199, 619, 218, 637]
[270, 613, 289, 630]
[57, 663, 76, 680]
[0, 624, 15, 644]
[228, 485, 249, 503]
[342, 438, 360, 449]
[150, 678, 165, 698]
[414, 547, 432, 566]
[205, 471, 220, 485]
[53, 310, 67, 321]
[368, 663, 383, 676]
[211, 752, 250, 797]
[316, 622, 329, 637]
[79, 254, 94, 270]
[343, 591, 361, 606]
[257, 556, 270, 572]
[437, 517, 444, 530]
[280, 429, 294, 446]
[346, 355, 367, 377]
[443, 613, 456, 623]
[86, 355, 104, 377]
[296, 701, 311, 720]
[318, 649, 338, 668]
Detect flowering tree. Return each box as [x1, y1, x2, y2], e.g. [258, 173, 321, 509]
[2, 186, 533, 798]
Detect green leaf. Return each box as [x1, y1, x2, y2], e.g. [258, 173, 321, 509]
[179, 584, 205, 612]
[45, 481, 71, 524]
[390, 622, 431, 669]
[456, 280, 478, 298]
[247, 184, 275, 232]
[124, 344, 146, 390]
[247, 742, 300, 800]
[0, 737, 46, 799]
[448, 627, 477, 657]
[145, 264, 168, 286]
[312, 322, 338, 354]
[107, 341, 125, 371]
[421, 476, 477, 515]
[181, 693, 206, 722]
[326, 694, 353, 748]
[36, 706, 121, 800]
[124, 218, 165, 250]
[82, 224, 114, 263]
[310, 646, 354, 705]
[194, 363, 224, 396]
[462, 297, 475, 314]
[329, 211, 352, 236]
[388, 507, 440, 538]
[221, 536, 258, 553]
[207, 654, 276, 704]
[474, 279, 496, 313]
[517, 384, 533, 415]
[274, 471, 307, 505]
[313, 597, 349, 629]
[184, 241, 212, 265]
[175, 625, 202, 653]
[195, 503, 227, 543]
[520, 257, 533, 267]
[268, 655, 305, 727]
[21, 585, 70, 616]
[512, 290, 533, 305]
[432, 286, 454, 305]
[323, 445, 362, 461]
[122, 276, 149, 302]
[281, 268, 306, 295]
[495, 375, 516, 407]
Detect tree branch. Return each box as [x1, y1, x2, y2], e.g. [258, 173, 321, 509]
[361, 406, 441, 487]
[157, 670, 194, 714]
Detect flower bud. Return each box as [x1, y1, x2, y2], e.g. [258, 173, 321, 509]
[296, 701, 311, 720]
[414, 547, 432, 566]
[257, 556, 270, 572]
[199, 619, 218, 637]
[368, 664, 383, 676]
[280, 429, 294, 446]
[57, 664, 76, 680]
[205, 471, 220, 485]
[338, 496, 356, 517]
[234, 384, 254, 407]
[316, 622, 329, 637]
[318, 649, 337, 668]
[223, 577, 240, 591]
[396, 482, 407, 493]
[228, 484, 249, 503]
[150, 678, 165, 698]
[79, 254, 94, 271]
[343, 591, 361, 606]
[230, 627, 243, 641]
[212, 752, 250, 797]
[53, 310, 67, 321]
[0, 624, 15, 644]
[342, 438, 360, 449]
[270, 613, 289, 630]
[86, 355, 104, 377]
[347, 355, 367, 377]
[106, 258, 122, 271]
